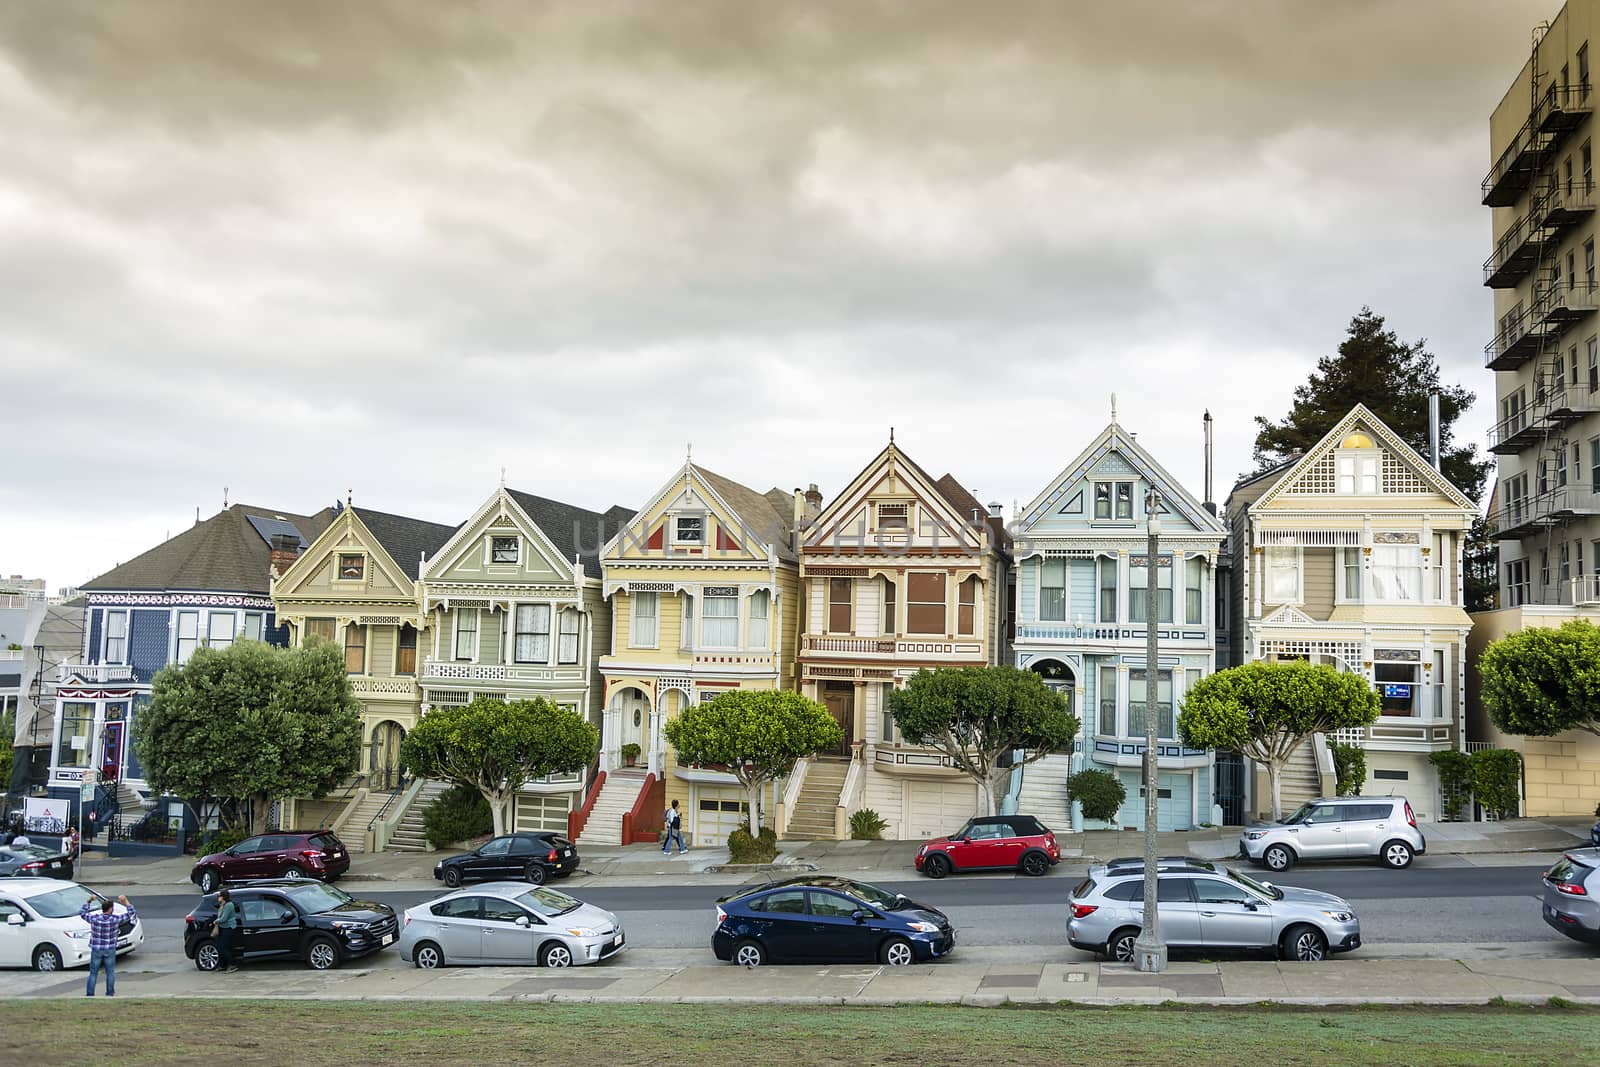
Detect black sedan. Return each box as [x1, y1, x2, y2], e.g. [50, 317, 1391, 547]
[433, 832, 579, 888]
[0, 845, 74, 880]
[711, 875, 954, 966]
[183, 880, 398, 971]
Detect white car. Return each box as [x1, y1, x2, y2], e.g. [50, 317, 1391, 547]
[0, 880, 143, 971]
[399, 882, 625, 968]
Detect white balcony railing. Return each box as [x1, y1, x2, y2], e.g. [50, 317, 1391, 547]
[1331, 720, 1453, 749]
[55, 662, 135, 684]
[419, 660, 576, 684]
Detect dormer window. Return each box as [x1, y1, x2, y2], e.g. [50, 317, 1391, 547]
[338, 554, 365, 580]
[491, 536, 520, 564]
[876, 502, 909, 531]
[1094, 481, 1134, 520]
[675, 515, 704, 543]
[1336, 433, 1380, 494]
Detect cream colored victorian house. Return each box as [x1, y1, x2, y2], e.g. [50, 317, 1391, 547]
[1226, 405, 1477, 819]
[594, 462, 804, 848]
[416, 486, 633, 839]
[790, 440, 1011, 841]
[271, 504, 457, 843]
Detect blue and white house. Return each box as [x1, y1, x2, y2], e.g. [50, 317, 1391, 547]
[1010, 417, 1227, 831]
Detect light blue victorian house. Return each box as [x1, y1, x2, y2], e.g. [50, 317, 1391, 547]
[1010, 417, 1227, 831]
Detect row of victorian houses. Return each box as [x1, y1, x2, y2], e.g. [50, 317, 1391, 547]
[12, 403, 1487, 849]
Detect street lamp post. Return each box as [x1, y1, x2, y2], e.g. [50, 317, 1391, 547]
[1133, 486, 1168, 972]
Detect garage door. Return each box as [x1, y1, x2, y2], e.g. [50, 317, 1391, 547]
[904, 780, 980, 841]
[514, 794, 571, 834]
[694, 786, 749, 847]
[1117, 772, 1194, 831]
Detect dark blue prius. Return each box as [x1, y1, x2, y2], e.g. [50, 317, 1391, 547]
[711, 875, 954, 966]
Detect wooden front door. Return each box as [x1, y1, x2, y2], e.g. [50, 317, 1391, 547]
[820, 682, 854, 758]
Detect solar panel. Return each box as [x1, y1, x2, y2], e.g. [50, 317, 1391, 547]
[246, 515, 308, 549]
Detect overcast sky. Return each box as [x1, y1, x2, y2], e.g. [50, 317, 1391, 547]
[0, 1, 1554, 592]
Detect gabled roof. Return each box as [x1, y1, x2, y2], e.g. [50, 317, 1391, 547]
[934, 474, 1011, 552]
[349, 507, 460, 580]
[695, 466, 797, 561]
[504, 490, 633, 578]
[1017, 422, 1225, 535]
[81, 504, 335, 594]
[803, 441, 989, 553]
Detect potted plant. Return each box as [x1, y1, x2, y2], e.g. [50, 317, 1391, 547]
[621, 743, 641, 768]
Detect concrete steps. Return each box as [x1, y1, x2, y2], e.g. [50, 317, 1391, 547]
[386, 780, 451, 852]
[336, 791, 396, 853]
[1270, 740, 1322, 818]
[1015, 753, 1074, 830]
[786, 760, 848, 840]
[575, 771, 648, 846]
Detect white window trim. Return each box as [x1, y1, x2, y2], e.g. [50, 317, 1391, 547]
[175, 610, 200, 664]
[205, 611, 237, 650]
[242, 612, 264, 642]
[454, 608, 480, 663]
[631, 592, 660, 650]
[488, 535, 521, 566]
[102, 609, 129, 665]
[672, 514, 705, 545]
[334, 552, 367, 582]
[1263, 546, 1304, 606]
[748, 589, 771, 650]
[1038, 557, 1068, 623]
[513, 602, 553, 665]
[700, 588, 739, 650]
[1335, 450, 1381, 495]
[557, 608, 581, 665]
[1335, 547, 1364, 606]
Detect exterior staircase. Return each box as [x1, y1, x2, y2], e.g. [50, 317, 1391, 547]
[786, 759, 848, 840]
[1014, 753, 1075, 830]
[1269, 740, 1323, 819]
[574, 769, 648, 846]
[335, 790, 398, 854]
[385, 780, 451, 852]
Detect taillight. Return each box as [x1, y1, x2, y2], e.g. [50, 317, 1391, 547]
[404, 913, 412, 926]
[1071, 903, 1098, 919]
[715, 905, 727, 924]
[1405, 802, 1416, 828]
[301, 850, 324, 859]
[1552, 880, 1588, 896]
[184, 912, 194, 924]
[21, 861, 43, 871]
[548, 850, 559, 862]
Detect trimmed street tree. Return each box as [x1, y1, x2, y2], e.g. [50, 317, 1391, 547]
[887, 666, 1079, 816]
[401, 697, 598, 838]
[663, 689, 841, 831]
[1178, 660, 1380, 820]
[135, 639, 363, 833]
[1479, 620, 1600, 739]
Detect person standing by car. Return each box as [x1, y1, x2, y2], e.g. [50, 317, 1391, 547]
[215, 888, 241, 973]
[65, 826, 81, 860]
[79, 893, 135, 997]
[662, 800, 686, 855]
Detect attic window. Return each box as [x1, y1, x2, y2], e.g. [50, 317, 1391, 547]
[338, 554, 365, 580]
[1340, 432, 1375, 449]
[876, 502, 909, 530]
[491, 536, 519, 564]
[675, 515, 704, 543]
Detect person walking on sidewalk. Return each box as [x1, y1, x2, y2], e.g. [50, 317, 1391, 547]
[215, 888, 241, 973]
[662, 799, 687, 854]
[80, 893, 134, 997]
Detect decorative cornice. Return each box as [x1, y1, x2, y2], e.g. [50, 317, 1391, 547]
[87, 592, 275, 610]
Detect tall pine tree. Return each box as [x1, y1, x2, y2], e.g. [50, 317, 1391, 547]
[1252, 308, 1490, 502]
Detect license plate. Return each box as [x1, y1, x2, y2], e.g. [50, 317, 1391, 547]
[613, 934, 622, 946]
[50, 862, 62, 869]
[381, 933, 394, 946]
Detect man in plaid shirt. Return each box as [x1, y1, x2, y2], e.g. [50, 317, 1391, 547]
[79, 893, 134, 997]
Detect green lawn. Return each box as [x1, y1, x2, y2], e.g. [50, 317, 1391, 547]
[20, 1001, 1599, 1066]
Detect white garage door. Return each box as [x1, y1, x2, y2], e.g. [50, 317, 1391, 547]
[904, 780, 980, 841]
[694, 787, 749, 847]
[514, 793, 571, 834]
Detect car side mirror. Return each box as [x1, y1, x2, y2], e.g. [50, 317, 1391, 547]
[5, 914, 23, 926]
[515, 915, 531, 928]
[280, 911, 295, 924]
[1243, 901, 1259, 912]
[851, 910, 866, 924]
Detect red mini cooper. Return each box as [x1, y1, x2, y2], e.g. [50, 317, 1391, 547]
[914, 815, 1060, 878]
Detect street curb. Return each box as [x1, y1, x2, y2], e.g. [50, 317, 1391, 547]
[90, 993, 1600, 1008]
[701, 862, 819, 875]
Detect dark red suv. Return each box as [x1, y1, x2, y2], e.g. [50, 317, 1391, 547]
[190, 830, 351, 893]
[914, 815, 1060, 878]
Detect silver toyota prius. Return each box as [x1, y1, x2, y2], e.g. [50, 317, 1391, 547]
[399, 882, 625, 968]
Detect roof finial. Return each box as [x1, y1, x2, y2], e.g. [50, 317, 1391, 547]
[346, 488, 353, 508]
[889, 426, 895, 445]
[222, 487, 229, 509]
[500, 466, 506, 488]
[1110, 393, 1118, 425]
[686, 441, 693, 465]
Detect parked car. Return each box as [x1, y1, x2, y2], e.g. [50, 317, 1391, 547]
[189, 830, 350, 893]
[712, 874, 954, 966]
[433, 832, 579, 888]
[400, 882, 624, 968]
[0, 845, 74, 880]
[0, 880, 142, 971]
[1239, 796, 1425, 872]
[1067, 858, 1361, 963]
[184, 880, 397, 971]
[914, 815, 1060, 878]
[1541, 849, 1600, 946]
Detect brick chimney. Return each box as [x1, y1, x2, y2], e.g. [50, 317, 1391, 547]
[803, 483, 823, 520]
[269, 534, 301, 579]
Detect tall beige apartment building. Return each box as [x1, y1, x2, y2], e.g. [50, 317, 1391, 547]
[1473, 1, 1600, 815]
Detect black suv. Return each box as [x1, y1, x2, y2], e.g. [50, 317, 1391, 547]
[183, 880, 397, 971]
[433, 832, 579, 888]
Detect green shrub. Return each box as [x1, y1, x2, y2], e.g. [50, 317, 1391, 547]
[195, 827, 250, 856]
[1430, 750, 1474, 821]
[1470, 749, 1523, 819]
[620, 743, 642, 764]
[423, 785, 493, 850]
[1330, 741, 1367, 797]
[1065, 769, 1126, 824]
[726, 822, 778, 864]
[848, 808, 888, 840]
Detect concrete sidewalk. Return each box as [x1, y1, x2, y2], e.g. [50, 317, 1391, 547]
[73, 816, 1595, 890]
[6, 956, 1598, 1006]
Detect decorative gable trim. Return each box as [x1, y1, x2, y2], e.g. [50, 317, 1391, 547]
[1017, 423, 1225, 535]
[273, 509, 414, 600]
[603, 463, 775, 564]
[423, 489, 579, 587]
[802, 443, 983, 553]
[1260, 604, 1317, 626]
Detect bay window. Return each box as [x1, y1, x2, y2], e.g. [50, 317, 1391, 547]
[1375, 661, 1419, 716]
[243, 613, 263, 642]
[1129, 557, 1173, 624]
[702, 587, 739, 648]
[828, 578, 852, 633]
[1370, 544, 1422, 602]
[454, 609, 479, 660]
[57, 702, 95, 769]
[1265, 547, 1301, 603]
[1341, 548, 1362, 600]
[306, 617, 336, 645]
[1039, 559, 1066, 622]
[748, 591, 770, 649]
[631, 593, 658, 648]
[907, 573, 947, 635]
[207, 612, 235, 650]
[957, 576, 978, 635]
[1098, 557, 1119, 623]
[1129, 668, 1174, 738]
[882, 578, 897, 636]
[1184, 557, 1204, 625]
[104, 611, 128, 664]
[175, 611, 199, 663]
[514, 604, 552, 663]
[344, 624, 367, 674]
[558, 610, 580, 664]
[1098, 666, 1117, 736]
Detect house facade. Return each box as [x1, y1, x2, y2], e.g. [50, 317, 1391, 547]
[1227, 405, 1477, 820]
[596, 462, 803, 847]
[416, 486, 631, 837]
[1011, 420, 1228, 831]
[790, 440, 1011, 841]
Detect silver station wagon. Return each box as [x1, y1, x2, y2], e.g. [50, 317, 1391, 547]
[1067, 858, 1362, 962]
[1240, 796, 1426, 872]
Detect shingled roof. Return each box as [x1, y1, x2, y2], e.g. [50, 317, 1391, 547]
[350, 507, 460, 580]
[506, 490, 634, 578]
[696, 466, 798, 561]
[934, 473, 1011, 553]
[81, 504, 334, 594]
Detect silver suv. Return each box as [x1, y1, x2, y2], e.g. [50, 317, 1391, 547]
[1066, 859, 1361, 962]
[1240, 796, 1425, 872]
[1541, 849, 1600, 946]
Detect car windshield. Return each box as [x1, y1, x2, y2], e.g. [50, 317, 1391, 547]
[1226, 866, 1282, 900]
[27, 884, 103, 919]
[283, 883, 353, 913]
[836, 879, 902, 909]
[515, 887, 582, 917]
[1281, 803, 1315, 825]
[3, 846, 52, 860]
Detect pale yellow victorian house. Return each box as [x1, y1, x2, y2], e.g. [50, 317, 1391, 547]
[593, 462, 805, 848]
[271, 503, 458, 848]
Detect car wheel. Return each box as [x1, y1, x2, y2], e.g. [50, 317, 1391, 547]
[443, 867, 463, 889]
[1106, 927, 1139, 963]
[33, 944, 63, 972]
[540, 941, 574, 968]
[1281, 924, 1328, 963]
[923, 854, 951, 879]
[194, 940, 222, 972]
[413, 941, 443, 969]
[732, 939, 766, 967]
[879, 937, 915, 967]
[305, 936, 340, 970]
[199, 869, 221, 894]
[281, 864, 305, 881]
[525, 863, 548, 886]
[1263, 844, 1295, 872]
[1019, 852, 1050, 877]
[1380, 840, 1414, 870]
